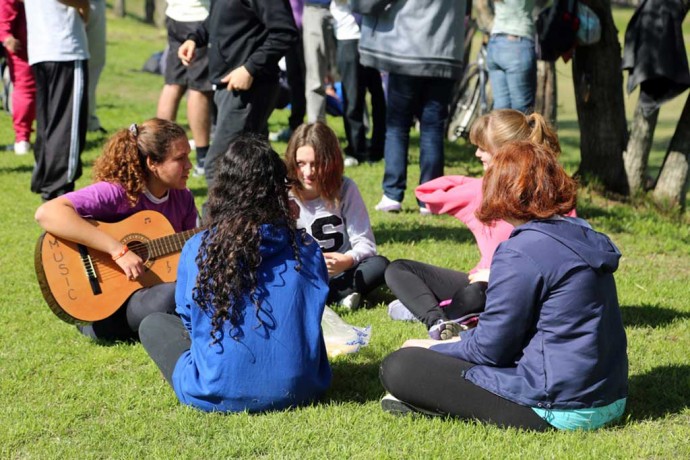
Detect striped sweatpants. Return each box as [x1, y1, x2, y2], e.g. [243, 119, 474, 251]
[30, 60, 88, 201]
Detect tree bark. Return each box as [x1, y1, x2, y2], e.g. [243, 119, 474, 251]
[623, 102, 658, 193]
[572, 0, 629, 195]
[155, 0, 166, 28]
[535, 60, 557, 126]
[653, 94, 690, 209]
[114, 0, 125, 17]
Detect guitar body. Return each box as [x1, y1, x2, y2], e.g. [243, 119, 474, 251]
[35, 211, 189, 324]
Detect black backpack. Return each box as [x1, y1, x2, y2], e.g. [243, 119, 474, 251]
[536, 0, 581, 62]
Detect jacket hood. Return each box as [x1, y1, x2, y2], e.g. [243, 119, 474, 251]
[513, 217, 621, 274]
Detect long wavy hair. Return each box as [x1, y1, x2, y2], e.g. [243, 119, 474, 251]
[193, 134, 300, 343]
[93, 118, 187, 206]
[284, 122, 344, 206]
[469, 109, 561, 156]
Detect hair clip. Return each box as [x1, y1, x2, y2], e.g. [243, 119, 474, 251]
[129, 123, 138, 137]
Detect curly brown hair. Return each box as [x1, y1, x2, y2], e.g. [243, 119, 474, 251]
[284, 122, 344, 206]
[193, 134, 301, 343]
[93, 118, 187, 206]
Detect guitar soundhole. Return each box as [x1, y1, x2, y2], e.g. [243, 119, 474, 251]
[127, 241, 150, 264]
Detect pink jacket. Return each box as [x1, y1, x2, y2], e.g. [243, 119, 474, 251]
[416, 176, 511, 273]
[416, 176, 577, 274]
[0, 0, 27, 54]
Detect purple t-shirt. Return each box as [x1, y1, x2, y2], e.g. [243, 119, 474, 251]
[64, 182, 198, 232]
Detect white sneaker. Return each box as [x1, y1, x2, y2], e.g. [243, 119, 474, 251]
[375, 195, 402, 213]
[344, 155, 359, 167]
[339, 292, 361, 310]
[193, 165, 205, 177]
[14, 141, 30, 155]
[419, 206, 432, 216]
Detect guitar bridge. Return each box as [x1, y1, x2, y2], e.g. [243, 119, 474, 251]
[78, 244, 102, 296]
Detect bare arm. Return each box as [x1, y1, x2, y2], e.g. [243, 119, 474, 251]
[35, 198, 144, 279]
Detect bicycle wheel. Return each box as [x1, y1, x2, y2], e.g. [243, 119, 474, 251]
[447, 65, 481, 142]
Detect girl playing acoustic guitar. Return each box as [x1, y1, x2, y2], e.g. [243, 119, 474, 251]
[35, 118, 198, 341]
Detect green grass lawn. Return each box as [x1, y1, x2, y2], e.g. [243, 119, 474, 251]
[1, 3, 689, 458]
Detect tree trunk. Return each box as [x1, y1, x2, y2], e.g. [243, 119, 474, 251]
[535, 60, 557, 126]
[145, 0, 155, 24]
[572, 0, 629, 195]
[114, 0, 125, 17]
[155, 0, 167, 28]
[623, 102, 658, 193]
[653, 94, 690, 209]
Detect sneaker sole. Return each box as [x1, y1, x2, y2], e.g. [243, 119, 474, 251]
[381, 396, 442, 418]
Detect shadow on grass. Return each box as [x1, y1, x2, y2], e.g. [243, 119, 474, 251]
[621, 304, 690, 328]
[375, 222, 474, 246]
[0, 164, 34, 174]
[628, 364, 690, 420]
[326, 359, 382, 403]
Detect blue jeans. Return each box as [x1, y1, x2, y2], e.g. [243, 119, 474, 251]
[382, 74, 454, 203]
[487, 34, 536, 113]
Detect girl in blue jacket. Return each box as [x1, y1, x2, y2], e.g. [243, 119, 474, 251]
[379, 141, 628, 431]
[139, 134, 332, 413]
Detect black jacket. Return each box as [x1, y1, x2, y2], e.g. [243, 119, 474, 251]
[189, 0, 298, 86]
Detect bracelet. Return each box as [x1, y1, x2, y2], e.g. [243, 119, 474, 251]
[112, 246, 129, 261]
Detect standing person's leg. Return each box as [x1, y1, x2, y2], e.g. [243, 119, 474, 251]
[157, 18, 191, 121]
[503, 37, 536, 113]
[417, 77, 453, 201]
[140, 312, 190, 388]
[385, 259, 470, 328]
[5, 46, 36, 147]
[302, 5, 332, 123]
[30, 60, 87, 200]
[379, 347, 551, 430]
[204, 80, 280, 191]
[285, 32, 307, 131]
[379, 73, 419, 206]
[85, 0, 106, 132]
[486, 35, 511, 110]
[363, 65, 386, 162]
[336, 38, 367, 162]
[157, 84, 185, 120]
[327, 255, 389, 304]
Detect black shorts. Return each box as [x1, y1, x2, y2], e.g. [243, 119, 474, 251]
[164, 18, 212, 92]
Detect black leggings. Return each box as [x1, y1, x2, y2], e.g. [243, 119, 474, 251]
[385, 259, 487, 328]
[139, 312, 190, 387]
[380, 347, 551, 431]
[77, 282, 177, 342]
[328, 255, 389, 304]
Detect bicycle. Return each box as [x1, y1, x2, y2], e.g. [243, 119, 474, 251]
[446, 22, 493, 142]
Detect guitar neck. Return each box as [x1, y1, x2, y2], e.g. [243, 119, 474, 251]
[147, 228, 203, 259]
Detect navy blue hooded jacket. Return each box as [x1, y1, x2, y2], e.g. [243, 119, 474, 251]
[431, 217, 628, 410]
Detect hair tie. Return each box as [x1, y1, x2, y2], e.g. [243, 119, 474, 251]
[129, 123, 138, 137]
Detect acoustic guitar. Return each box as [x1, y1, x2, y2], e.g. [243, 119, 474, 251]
[34, 210, 202, 324]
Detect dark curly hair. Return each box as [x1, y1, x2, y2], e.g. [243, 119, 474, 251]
[93, 118, 187, 206]
[193, 134, 301, 343]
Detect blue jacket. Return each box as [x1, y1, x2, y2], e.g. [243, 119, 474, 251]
[431, 218, 628, 410]
[172, 225, 332, 413]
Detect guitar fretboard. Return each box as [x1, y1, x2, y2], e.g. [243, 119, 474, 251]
[147, 228, 203, 259]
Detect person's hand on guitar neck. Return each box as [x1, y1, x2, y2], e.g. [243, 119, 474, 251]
[36, 197, 146, 280]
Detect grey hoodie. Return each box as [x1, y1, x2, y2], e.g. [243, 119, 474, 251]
[358, 0, 466, 79]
